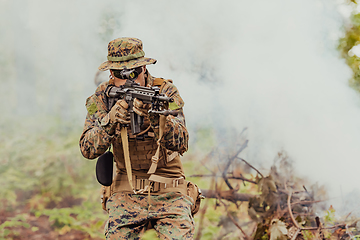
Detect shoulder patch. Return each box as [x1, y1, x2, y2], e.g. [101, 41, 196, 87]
[169, 101, 180, 110]
[87, 102, 98, 115]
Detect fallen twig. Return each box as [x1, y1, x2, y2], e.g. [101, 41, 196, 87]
[287, 189, 300, 229]
[290, 228, 301, 240]
[222, 171, 234, 190]
[236, 157, 264, 178]
[284, 183, 353, 239]
[201, 189, 254, 202]
[221, 141, 248, 190]
[190, 174, 257, 184]
[290, 200, 323, 207]
[223, 140, 248, 177]
[199, 149, 216, 175]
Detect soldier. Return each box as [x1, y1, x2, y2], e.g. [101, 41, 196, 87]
[79, 37, 200, 239]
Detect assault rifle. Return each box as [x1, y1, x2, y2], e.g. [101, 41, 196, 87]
[105, 79, 177, 135]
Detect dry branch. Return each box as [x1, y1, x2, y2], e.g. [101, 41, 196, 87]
[223, 140, 249, 175]
[191, 140, 359, 239]
[236, 157, 264, 178]
[201, 189, 254, 202]
[221, 140, 249, 190]
[190, 174, 257, 184]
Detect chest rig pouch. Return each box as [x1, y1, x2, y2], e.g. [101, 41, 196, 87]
[112, 126, 169, 171]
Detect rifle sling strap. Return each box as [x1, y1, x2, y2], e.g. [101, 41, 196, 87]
[120, 126, 136, 193]
[147, 114, 166, 174]
[148, 78, 170, 174]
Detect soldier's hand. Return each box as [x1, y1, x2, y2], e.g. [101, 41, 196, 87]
[109, 99, 130, 124]
[133, 98, 150, 117]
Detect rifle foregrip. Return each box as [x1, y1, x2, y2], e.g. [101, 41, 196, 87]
[130, 112, 141, 135]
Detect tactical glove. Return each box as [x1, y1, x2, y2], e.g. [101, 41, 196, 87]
[133, 98, 151, 117]
[109, 99, 130, 124]
[100, 99, 129, 135]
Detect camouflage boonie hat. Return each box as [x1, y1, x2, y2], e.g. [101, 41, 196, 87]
[98, 37, 157, 71]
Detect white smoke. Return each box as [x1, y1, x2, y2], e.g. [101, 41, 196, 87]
[1, 0, 359, 211]
[116, 0, 360, 202]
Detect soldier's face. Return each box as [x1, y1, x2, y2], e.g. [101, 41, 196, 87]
[134, 66, 146, 87]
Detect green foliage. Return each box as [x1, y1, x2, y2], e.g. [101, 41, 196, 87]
[302, 230, 316, 240]
[33, 203, 105, 238]
[0, 214, 30, 238]
[201, 225, 222, 239]
[0, 118, 98, 197]
[338, 5, 360, 92]
[324, 206, 336, 225]
[192, 199, 223, 239]
[189, 126, 216, 154]
[261, 234, 269, 240]
[0, 116, 106, 237]
[203, 201, 224, 223]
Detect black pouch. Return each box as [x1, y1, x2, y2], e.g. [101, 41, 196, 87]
[96, 151, 114, 186]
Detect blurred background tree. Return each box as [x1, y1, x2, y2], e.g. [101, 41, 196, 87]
[339, 0, 360, 92]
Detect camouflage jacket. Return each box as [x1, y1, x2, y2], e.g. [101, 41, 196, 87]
[79, 72, 189, 162]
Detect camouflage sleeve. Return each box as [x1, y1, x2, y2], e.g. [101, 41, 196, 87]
[149, 81, 189, 155]
[79, 86, 114, 159]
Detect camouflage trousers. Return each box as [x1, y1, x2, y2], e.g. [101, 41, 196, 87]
[105, 191, 195, 240]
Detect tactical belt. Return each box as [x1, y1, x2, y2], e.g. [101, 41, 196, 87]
[111, 174, 187, 196]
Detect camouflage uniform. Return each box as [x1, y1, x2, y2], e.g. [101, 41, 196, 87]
[105, 192, 194, 239]
[79, 38, 194, 239]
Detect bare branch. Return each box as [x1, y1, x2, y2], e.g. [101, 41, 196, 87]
[236, 157, 264, 178]
[291, 200, 323, 206]
[189, 174, 257, 184]
[287, 189, 300, 229]
[201, 189, 254, 202]
[290, 228, 301, 240]
[223, 140, 249, 176]
[199, 149, 216, 175]
[222, 171, 234, 190]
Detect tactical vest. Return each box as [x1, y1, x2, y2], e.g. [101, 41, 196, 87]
[112, 124, 179, 171]
[110, 78, 179, 173]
